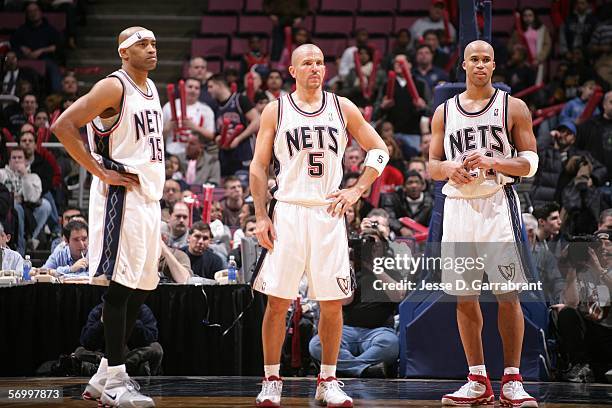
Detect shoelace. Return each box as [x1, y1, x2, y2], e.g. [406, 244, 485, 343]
[505, 381, 527, 397]
[456, 380, 482, 396]
[324, 380, 347, 396]
[263, 380, 282, 396]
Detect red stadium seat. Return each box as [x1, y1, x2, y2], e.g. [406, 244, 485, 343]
[522, 0, 552, 8]
[398, 0, 432, 12]
[393, 16, 418, 33]
[493, 0, 517, 11]
[191, 38, 229, 58]
[309, 0, 320, 12]
[244, 0, 263, 13]
[0, 12, 23, 31]
[355, 16, 393, 35]
[315, 15, 354, 35]
[360, 0, 397, 14]
[18, 60, 45, 76]
[295, 15, 314, 33]
[201, 15, 237, 35]
[312, 37, 348, 58]
[45, 13, 66, 32]
[319, 0, 358, 13]
[492, 14, 515, 33]
[207, 0, 243, 13]
[238, 15, 272, 35]
[230, 37, 269, 57]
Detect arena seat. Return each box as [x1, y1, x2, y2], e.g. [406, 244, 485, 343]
[0, 12, 65, 33]
[493, 0, 518, 11]
[319, 0, 358, 13]
[201, 15, 237, 35]
[354, 16, 394, 36]
[191, 38, 229, 59]
[230, 37, 269, 57]
[207, 0, 244, 13]
[311, 37, 348, 58]
[492, 14, 515, 34]
[398, 0, 432, 13]
[17, 59, 46, 76]
[244, 0, 263, 13]
[359, 0, 397, 14]
[238, 15, 272, 36]
[393, 16, 419, 33]
[315, 15, 354, 36]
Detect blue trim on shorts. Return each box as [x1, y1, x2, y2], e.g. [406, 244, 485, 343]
[95, 185, 126, 279]
[503, 185, 523, 243]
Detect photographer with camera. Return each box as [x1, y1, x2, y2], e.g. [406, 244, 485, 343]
[555, 225, 612, 383]
[309, 209, 408, 378]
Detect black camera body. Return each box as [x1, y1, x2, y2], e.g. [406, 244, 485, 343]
[567, 234, 601, 265]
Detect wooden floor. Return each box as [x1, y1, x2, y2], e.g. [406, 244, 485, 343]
[0, 376, 610, 407]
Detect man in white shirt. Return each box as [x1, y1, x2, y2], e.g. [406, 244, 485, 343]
[410, 0, 456, 48]
[0, 221, 23, 273]
[162, 77, 216, 156]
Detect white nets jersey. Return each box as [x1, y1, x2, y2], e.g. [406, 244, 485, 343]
[442, 88, 517, 199]
[272, 91, 348, 206]
[87, 69, 165, 202]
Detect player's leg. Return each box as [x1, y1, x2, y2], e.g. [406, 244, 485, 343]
[457, 295, 485, 367]
[308, 206, 353, 407]
[497, 291, 523, 368]
[123, 288, 151, 343]
[99, 282, 155, 407]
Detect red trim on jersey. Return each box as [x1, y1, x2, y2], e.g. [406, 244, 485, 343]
[287, 91, 327, 117]
[454, 88, 499, 117]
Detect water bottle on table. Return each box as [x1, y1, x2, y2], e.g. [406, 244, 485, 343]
[23, 255, 32, 281]
[228, 255, 237, 284]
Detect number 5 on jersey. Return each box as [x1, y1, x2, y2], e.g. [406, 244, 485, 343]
[308, 152, 324, 177]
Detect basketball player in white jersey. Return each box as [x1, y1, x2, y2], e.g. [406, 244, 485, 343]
[429, 40, 539, 407]
[51, 26, 163, 408]
[250, 44, 389, 407]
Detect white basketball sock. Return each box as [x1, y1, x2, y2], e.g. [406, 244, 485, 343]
[106, 364, 126, 380]
[504, 367, 520, 375]
[98, 358, 108, 373]
[469, 365, 487, 376]
[320, 364, 336, 379]
[264, 364, 280, 379]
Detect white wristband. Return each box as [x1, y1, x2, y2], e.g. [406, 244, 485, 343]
[518, 150, 539, 178]
[117, 30, 156, 55]
[363, 148, 389, 176]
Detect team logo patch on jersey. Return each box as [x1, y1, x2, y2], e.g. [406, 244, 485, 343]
[498, 263, 515, 281]
[336, 277, 350, 295]
[328, 112, 333, 122]
[494, 108, 499, 116]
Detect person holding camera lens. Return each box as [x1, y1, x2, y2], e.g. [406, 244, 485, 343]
[309, 209, 407, 379]
[555, 227, 612, 383]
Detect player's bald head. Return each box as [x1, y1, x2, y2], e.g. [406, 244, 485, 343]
[118, 26, 148, 46]
[463, 40, 494, 61]
[291, 44, 323, 66]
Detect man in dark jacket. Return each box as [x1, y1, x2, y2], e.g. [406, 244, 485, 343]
[531, 121, 607, 208]
[576, 91, 612, 180]
[380, 170, 433, 236]
[80, 303, 163, 377]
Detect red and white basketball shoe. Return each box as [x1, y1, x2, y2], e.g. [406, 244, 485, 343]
[441, 374, 495, 406]
[499, 374, 538, 407]
[255, 376, 283, 407]
[315, 376, 353, 407]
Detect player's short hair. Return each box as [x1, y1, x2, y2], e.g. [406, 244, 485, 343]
[190, 221, 211, 235]
[63, 219, 88, 241]
[532, 202, 560, 221]
[208, 73, 229, 88]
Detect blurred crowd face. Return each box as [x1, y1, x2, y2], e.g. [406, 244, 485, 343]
[62, 209, 82, 227]
[358, 48, 371, 65]
[34, 111, 49, 129]
[210, 202, 223, 222]
[68, 228, 88, 261]
[9, 149, 26, 173]
[248, 36, 262, 52]
[26, 3, 43, 25]
[603, 91, 612, 119]
[420, 133, 432, 157]
[355, 29, 369, 47]
[394, 54, 410, 76]
[405, 175, 425, 199]
[185, 135, 203, 160]
[188, 228, 211, 255]
[344, 148, 364, 170]
[163, 179, 181, 206]
[22, 95, 38, 116]
[539, 211, 562, 238]
[185, 78, 201, 104]
[238, 203, 253, 227]
[245, 71, 262, 91]
[19, 132, 36, 158]
[4, 52, 18, 71]
[267, 71, 283, 92]
[574, 0, 589, 14]
[188, 57, 208, 82]
[429, 2, 444, 21]
[165, 155, 181, 177]
[423, 32, 439, 51]
[380, 121, 394, 139]
[416, 46, 434, 68]
[294, 28, 308, 46]
[62, 75, 78, 96]
[169, 202, 190, 237]
[521, 8, 535, 27]
[225, 179, 243, 201]
[408, 160, 428, 181]
[396, 30, 411, 48]
[244, 220, 257, 237]
[599, 214, 612, 230]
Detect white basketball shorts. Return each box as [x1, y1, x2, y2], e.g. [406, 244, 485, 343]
[88, 177, 161, 290]
[252, 200, 353, 301]
[441, 186, 529, 296]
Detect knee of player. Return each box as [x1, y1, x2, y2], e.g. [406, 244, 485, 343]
[495, 291, 520, 304]
[266, 296, 292, 313]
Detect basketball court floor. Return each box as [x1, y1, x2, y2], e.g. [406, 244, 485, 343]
[0, 376, 610, 407]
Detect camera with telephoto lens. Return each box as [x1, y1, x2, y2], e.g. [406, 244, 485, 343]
[567, 234, 601, 265]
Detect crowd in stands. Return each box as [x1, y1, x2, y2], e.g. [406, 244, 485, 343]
[0, 0, 611, 382]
